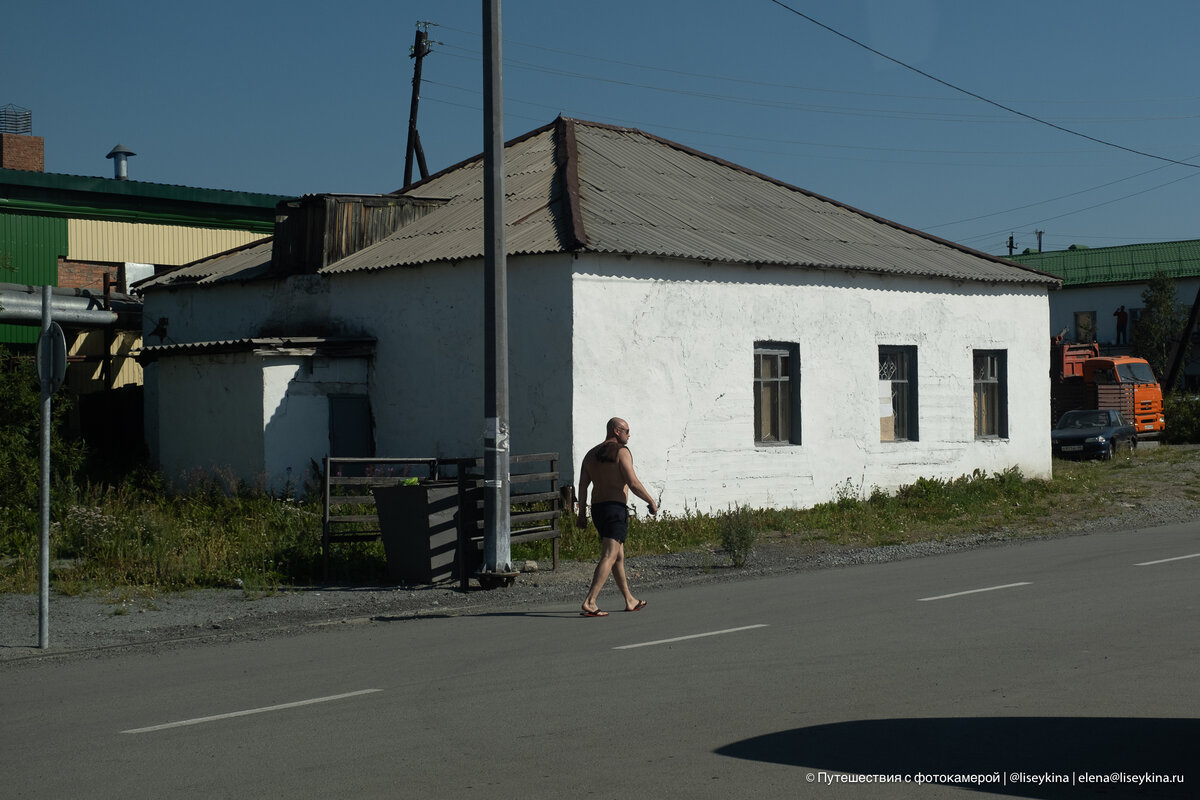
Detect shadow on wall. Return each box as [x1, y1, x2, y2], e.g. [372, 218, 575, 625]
[716, 716, 1194, 798]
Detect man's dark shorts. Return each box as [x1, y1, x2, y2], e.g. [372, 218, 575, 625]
[591, 501, 629, 543]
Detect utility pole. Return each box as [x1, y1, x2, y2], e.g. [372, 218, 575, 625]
[1007, 234, 1016, 257]
[480, 0, 514, 587]
[404, 21, 434, 188]
[1035, 229, 1044, 253]
[1164, 284, 1200, 393]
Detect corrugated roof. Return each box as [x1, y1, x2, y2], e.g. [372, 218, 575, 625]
[1008, 240, 1200, 287]
[152, 118, 1058, 288]
[321, 118, 1055, 285]
[134, 238, 274, 290]
[136, 335, 375, 362]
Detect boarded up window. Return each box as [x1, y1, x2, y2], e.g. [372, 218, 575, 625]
[754, 343, 800, 445]
[973, 350, 1007, 438]
[1074, 310, 1097, 343]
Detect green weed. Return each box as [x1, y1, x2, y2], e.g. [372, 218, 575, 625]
[0, 446, 1193, 595]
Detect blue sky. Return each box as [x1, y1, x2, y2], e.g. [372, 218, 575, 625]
[5, 0, 1200, 256]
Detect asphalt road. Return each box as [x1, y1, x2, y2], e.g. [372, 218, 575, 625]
[2, 522, 1196, 799]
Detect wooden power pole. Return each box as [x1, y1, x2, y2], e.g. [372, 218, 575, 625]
[404, 22, 433, 188]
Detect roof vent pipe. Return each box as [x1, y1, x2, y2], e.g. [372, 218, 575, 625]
[106, 143, 135, 180]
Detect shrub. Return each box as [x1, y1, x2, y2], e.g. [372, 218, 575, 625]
[1163, 394, 1200, 444]
[718, 504, 756, 567]
[0, 346, 86, 562]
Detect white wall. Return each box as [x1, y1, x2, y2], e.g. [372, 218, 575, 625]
[155, 353, 265, 489]
[330, 258, 575, 464]
[146, 252, 1052, 508]
[261, 356, 370, 494]
[570, 255, 1052, 514]
[1050, 278, 1200, 346]
[144, 257, 578, 488]
[151, 345, 370, 494]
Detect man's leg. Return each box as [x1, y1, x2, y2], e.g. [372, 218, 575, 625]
[582, 537, 622, 615]
[610, 543, 642, 611]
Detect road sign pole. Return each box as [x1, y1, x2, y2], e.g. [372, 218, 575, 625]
[39, 285, 51, 648]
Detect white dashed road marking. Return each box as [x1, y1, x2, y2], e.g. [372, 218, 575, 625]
[917, 582, 1032, 602]
[122, 689, 382, 734]
[614, 624, 768, 650]
[1135, 552, 1200, 567]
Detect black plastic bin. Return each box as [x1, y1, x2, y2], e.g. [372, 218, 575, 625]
[373, 482, 462, 584]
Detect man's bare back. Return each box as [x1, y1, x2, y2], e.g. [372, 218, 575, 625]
[576, 420, 657, 521]
[581, 441, 635, 504]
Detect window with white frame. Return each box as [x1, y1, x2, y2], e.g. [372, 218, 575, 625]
[754, 343, 800, 445]
[973, 350, 1007, 438]
[879, 346, 917, 442]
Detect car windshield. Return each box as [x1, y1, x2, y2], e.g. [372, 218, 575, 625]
[1058, 411, 1109, 428]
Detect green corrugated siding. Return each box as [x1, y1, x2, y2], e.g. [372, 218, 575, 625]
[0, 211, 67, 344]
[1010, 241, 1200, 287]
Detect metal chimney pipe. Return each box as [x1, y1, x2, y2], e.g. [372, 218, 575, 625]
[106, 143, 136, 180]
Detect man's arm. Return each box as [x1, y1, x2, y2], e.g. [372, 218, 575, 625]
[619, 449, 657, 515]
[575, 456, 592, 528]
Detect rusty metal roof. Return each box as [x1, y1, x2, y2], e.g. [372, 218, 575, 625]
[150, 118, 1058, 288]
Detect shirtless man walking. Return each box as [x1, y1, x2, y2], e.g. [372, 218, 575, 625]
[577, 417, 658, 617]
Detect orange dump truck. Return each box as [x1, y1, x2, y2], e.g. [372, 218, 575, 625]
[1050, 338, 1165, 436]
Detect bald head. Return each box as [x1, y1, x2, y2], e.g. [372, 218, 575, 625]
[606, 417, 628, 437]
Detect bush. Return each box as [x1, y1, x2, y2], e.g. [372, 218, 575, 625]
[0, 347, 86, 561]
[1163, 394, 1200, 444]
[718, 504, 757, 567]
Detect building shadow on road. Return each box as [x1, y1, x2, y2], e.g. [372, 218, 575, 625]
[716, 717, 1194, 798]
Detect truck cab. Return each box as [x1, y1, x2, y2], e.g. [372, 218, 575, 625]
[1082, 356, 1164, 435]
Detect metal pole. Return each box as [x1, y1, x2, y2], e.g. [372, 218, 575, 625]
[39, 285, 51, 649]
[482, 0, 511, 577]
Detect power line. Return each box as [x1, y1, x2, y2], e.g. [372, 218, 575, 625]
[768, 0, 1200, 170]
[435, 23, 1200, 110]
[956, 167, 1200, 248]
[924, 154, 1200, 230]
[436, 41, 1200, 127]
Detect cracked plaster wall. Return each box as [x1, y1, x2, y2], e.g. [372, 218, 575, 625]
[571, 254, 1052, 513]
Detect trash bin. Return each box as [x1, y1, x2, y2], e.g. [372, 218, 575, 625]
[373, 482, 461, 584]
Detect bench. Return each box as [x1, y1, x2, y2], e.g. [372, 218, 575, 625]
[321, 453, 562, 586]
[322, 457, 442, 581]
[456, 452, 562, 590]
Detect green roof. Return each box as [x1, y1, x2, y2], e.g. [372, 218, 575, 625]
[0, 168, 289, 209]
[1009, 240, 1200, 287]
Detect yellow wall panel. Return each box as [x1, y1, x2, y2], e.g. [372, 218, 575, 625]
[67, 329, 144, 392]
[68, 219, 268, 266]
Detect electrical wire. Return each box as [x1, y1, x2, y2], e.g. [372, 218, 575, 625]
[925, 154, 1200, 230]
[768, 0, 1200, 169]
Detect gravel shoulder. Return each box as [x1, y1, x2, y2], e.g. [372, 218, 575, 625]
[4, 448, 1199, 667]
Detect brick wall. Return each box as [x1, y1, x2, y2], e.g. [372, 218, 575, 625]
[58, 259, 123, 292]
[0, 133, 45, 171]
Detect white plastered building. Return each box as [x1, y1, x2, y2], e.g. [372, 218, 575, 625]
[138, 117, 1059, 509]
